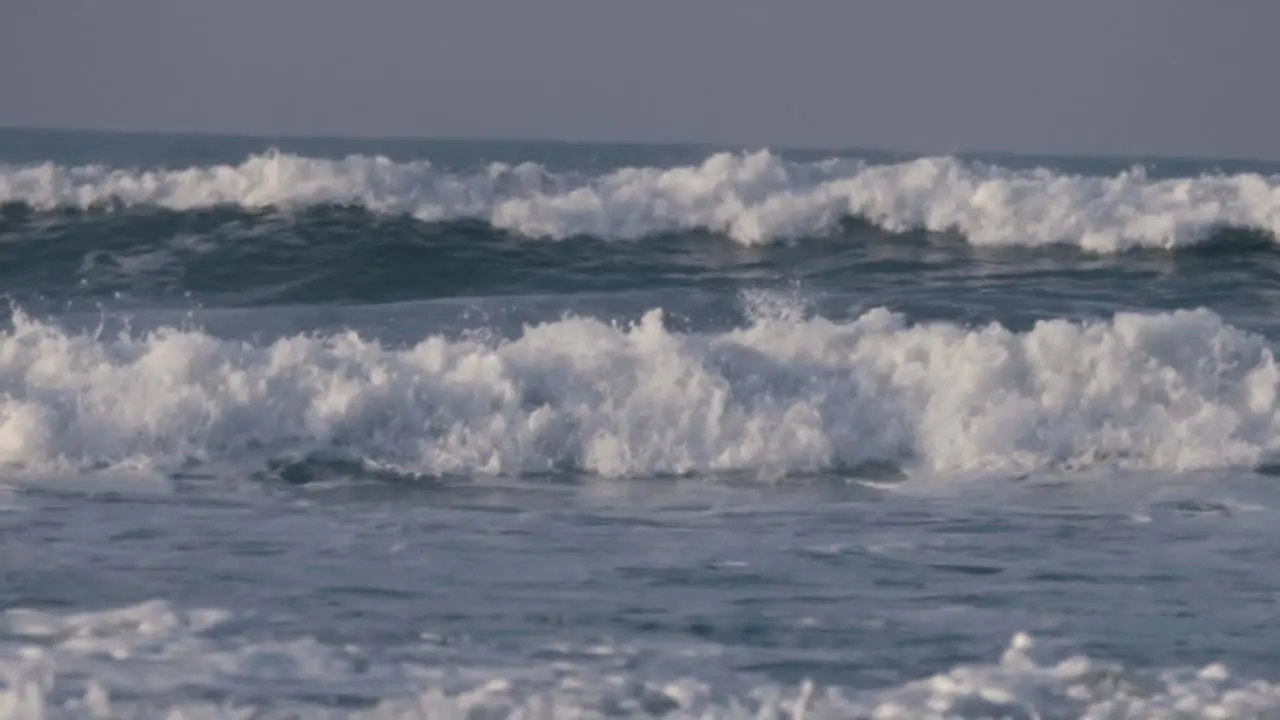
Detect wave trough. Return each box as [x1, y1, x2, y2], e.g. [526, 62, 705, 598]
[2, 298, 1277, 479]
[3, 151, 1279, 251]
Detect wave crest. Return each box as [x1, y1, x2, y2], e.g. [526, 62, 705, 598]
[1, 301, 1278, 479]
[3, 151, 1278, 251]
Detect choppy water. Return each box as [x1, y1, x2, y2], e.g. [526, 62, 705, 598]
[3, 127, 1280, 718]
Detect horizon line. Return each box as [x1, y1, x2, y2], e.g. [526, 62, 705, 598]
[2, 123, 1277, 167]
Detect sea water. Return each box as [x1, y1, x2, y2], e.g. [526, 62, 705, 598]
[2, 127, 1280, 718]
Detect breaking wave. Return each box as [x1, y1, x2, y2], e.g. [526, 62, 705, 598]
[1, 297, 1278, 480]
[3, 150, 1278, 251]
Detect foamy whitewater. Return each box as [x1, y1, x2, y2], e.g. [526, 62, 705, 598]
[3, 128, 1280, 718]
[3, 304, 1279, 478]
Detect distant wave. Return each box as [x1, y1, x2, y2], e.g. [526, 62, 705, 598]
[2, 295, 1278, 479]
[2, 151, 1278, 252]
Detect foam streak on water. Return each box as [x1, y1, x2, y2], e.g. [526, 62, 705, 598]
[3, 150, 1279, 250]
[2, 600, 1277, 719]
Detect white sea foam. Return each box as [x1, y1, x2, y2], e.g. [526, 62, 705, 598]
[3, 601, 1277, 718]
[0, 299, 1277, 480]
[2, 151, 1278, 251]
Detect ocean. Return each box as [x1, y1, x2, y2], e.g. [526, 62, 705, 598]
[2, 126, 1280, 718]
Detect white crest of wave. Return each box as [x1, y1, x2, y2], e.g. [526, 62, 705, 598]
[3, 151, 1278, 251]
[1, 300, 1278, 479]
[3, 601, 1278, 718]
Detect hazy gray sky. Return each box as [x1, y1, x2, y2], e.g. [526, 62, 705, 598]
[3, 1, 1277, 159]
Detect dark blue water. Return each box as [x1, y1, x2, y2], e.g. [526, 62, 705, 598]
[2, 127, 1280, 717]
